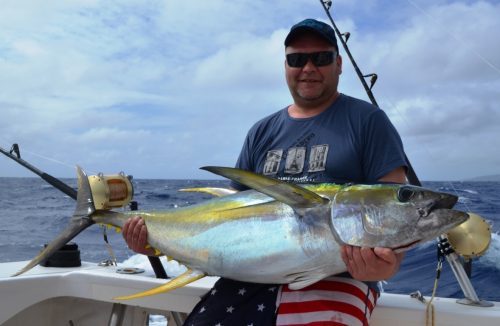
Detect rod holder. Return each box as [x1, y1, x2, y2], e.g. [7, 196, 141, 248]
[439, 236, 493, 307]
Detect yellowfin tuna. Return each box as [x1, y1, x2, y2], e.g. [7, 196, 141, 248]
[13, 166, 469, 300]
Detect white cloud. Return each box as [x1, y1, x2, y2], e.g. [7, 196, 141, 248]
[0, 0, 499, 181]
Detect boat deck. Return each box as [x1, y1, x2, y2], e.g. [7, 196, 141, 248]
[1, 261, 499, 325]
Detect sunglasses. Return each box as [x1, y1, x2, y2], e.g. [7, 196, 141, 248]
[286, 51, 336, 68]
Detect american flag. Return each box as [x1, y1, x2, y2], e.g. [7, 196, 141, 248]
[183, 276, 378, 326]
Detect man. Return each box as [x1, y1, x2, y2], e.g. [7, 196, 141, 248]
[124, 18, 407, 325]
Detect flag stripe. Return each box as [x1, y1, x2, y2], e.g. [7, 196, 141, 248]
[277, 277, 378, 326]
[280, 289, 375, 313]
[281, 282, 376, 311]
[276, 310, 365, 326]
[283, 281, 369, 303]
[278, 299, 367, 320]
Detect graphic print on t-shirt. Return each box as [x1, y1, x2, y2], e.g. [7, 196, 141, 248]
[308, 144, 329, 172]
[263, 149, 283, 175]
[263, 144, 329, 176]
[284, 147, 306, 174]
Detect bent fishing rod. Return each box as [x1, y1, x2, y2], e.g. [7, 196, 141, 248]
[318, 0, 421, 187]
[0, 143, 169, 280]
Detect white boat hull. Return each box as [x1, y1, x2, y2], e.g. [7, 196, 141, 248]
[1, 261, 499, 326]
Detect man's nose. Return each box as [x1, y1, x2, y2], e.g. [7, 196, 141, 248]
[302, 58, 317, 72]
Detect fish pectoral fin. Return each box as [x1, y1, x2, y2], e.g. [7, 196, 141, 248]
[179, 187, 237, 197]
[113, 269, 205, 300]
[201, 166, 328, 208]
[286, 269, 330, 290]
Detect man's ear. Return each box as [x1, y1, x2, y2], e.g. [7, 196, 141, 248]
[337, 54, 343, 75]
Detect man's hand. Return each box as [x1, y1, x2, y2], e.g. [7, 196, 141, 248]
[122, 216, 156, 256]
[341, 245, 404, 281]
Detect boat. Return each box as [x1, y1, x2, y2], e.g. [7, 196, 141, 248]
[1, 257, 499, 326]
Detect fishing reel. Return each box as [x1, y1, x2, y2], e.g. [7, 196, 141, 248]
[445, 212, 491, 259]
[88, 172, 134, 210]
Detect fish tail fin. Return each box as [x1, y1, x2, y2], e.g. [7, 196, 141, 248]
[12, 166, 96, 276]
[73, 165, 96, 217]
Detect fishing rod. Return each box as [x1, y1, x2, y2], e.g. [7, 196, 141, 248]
[0, 143, 169, 281]
[317, 1, 493, 307]
[0, 144, 77, 199]
[318, 0, 421, 187]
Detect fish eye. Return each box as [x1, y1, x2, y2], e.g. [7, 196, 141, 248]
[397, 187, 415, 202]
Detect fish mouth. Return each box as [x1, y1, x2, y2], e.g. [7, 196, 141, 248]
[419, 193, 459, 218]
[435, 193, 459, 209]
[393, 239, 421, 252]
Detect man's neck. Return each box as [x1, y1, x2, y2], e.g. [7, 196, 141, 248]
[288, 92, 340, 119]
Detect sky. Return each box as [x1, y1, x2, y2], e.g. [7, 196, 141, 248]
[0, 0, 499, 181]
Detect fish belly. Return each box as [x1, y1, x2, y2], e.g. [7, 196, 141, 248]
[147, 213, 346, 284]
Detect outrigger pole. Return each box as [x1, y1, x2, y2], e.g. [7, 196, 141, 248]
[318, 0, 421, 187]
[317, 0, 492, 307]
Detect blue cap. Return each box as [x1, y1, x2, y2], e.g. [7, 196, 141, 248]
[284, 18, 338, 50]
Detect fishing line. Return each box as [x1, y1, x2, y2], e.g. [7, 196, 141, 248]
[0, 135, 73, 170]
[425, 256, 443, 326]
[405, 0, 500, 75]
[0, 139, 100, 176]
[19, 149, 75, 171]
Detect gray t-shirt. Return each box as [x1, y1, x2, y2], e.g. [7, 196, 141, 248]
[231, 93, 407, 189]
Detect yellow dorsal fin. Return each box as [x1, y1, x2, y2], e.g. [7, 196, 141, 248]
[179, 187, 237, 197]
[201, 166, 328, 208]
[113, 269, 205, 300]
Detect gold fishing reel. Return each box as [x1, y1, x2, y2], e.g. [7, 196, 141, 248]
[445, 213, 492, 259]
[88, 172, 134, 210]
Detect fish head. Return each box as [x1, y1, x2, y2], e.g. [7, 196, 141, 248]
[330, 184, 469, 251]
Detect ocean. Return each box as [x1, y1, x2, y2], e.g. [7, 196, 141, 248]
[0, 177, 499, 303]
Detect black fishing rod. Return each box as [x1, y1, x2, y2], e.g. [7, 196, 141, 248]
[0, 143, 169, 280]
[0, 144, 77, 199]
[318, 0, 422, 187]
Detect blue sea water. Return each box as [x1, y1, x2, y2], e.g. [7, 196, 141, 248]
[0, 177, 499, 302]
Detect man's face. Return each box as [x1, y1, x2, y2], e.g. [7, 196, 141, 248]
[285, 32, 342, 108]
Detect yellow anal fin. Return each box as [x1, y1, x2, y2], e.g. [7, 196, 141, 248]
[113, 269, 205, 300]
[179, 187, 237, 197]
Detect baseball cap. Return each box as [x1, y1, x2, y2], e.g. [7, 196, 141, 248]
[284, 18, 338, 50]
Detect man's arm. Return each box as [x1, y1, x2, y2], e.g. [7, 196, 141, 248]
[340, 166, 407, 281]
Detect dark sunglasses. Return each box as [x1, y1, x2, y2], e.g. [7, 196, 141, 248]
[286, 51, 336, 68]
